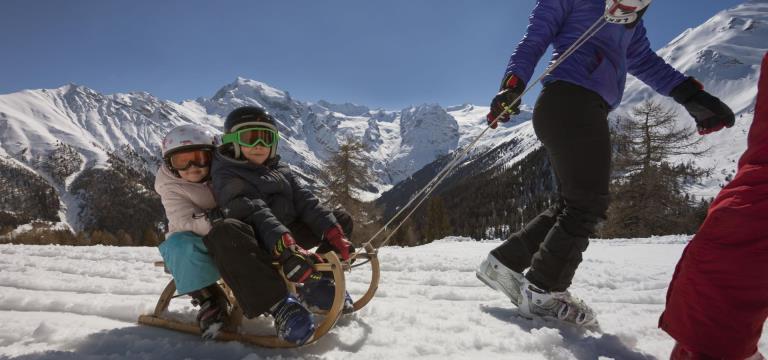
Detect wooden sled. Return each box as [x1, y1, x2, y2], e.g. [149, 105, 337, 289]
[138, 245, 380, 348]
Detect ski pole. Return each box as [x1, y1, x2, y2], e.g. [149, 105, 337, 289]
[351, 15, 610, 260]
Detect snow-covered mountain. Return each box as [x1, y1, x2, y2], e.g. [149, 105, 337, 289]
[0, 85, 218, 233]
[1, 1, 765, 235]
[619, 0, 768, 198]
[194, 78, 488, 191]
[0, 78, 486, 195]
[0, 77, 512, 232]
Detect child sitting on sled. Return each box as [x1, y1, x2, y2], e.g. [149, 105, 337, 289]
[204, 105, 355, 345]
[154, 124, 231, 340]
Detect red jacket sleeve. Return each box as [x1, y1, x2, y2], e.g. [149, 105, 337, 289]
[738, 52, 768, 167]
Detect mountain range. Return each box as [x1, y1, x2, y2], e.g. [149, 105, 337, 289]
[1, 0, 766, 236]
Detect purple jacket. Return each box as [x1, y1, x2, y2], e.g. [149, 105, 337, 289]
[505, 0, 687, 109]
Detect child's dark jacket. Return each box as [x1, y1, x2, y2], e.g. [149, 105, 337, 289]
[210, 147, 337, 250]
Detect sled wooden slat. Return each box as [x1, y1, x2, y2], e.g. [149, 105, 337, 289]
[138, 252, 345, 348]
[152, 279, 176, 316]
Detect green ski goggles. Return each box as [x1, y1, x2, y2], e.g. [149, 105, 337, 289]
[221, 127, 279, 148]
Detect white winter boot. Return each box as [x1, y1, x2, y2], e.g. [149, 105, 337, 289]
[476, 253, 526, 306]
[519, 280, 598, 328]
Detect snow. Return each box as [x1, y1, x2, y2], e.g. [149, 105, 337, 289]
[1, 236, 764, 359]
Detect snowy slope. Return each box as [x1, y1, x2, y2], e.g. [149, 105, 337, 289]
[0, 237, 765, 359]
[0, 85, 219, 231]
[618, 0, 768, 198]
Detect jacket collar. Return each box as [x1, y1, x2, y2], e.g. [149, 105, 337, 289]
[214, 145, 281, 172]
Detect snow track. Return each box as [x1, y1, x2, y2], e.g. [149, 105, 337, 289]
[0, 237, 765, 359]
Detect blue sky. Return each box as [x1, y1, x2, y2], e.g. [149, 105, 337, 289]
[0, 0, 745, 109]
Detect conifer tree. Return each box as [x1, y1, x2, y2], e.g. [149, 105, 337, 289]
[602, 100, 710, 237]
[320, 137, 382, 244]
[425, 196, 451, 241]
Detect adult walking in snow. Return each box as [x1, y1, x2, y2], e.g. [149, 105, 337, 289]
[659, 52, 768, 360]
[476, 0, 735, 327]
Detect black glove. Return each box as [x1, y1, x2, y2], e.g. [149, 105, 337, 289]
[274, 233, 323, 283]
[671, 77, 735, 135]
[205, 207, 225, 225]
[487, 74, 526, 129]
[205, 197, 258, 225]
[224, 196, 259, 219]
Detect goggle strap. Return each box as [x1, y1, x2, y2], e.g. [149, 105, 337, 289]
[221, 132, 238, 145]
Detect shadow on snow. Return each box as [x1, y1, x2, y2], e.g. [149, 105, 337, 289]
[480, 305, 658, 360]
[3, 314, 373, 360]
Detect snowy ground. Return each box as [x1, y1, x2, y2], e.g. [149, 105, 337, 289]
[0, 236, 766, 359]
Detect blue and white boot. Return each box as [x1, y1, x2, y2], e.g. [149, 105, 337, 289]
[270, 294, 315, 345]
[297, 278, 355, 314]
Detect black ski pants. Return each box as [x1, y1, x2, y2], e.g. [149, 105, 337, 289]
[491, 81, 611, 292]
[201, 209, 354, 318]
[203, 218, 287, 318]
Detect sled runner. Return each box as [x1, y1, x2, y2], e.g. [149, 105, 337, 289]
[347, 244, 380, 312]
[138, 245, 380, 348]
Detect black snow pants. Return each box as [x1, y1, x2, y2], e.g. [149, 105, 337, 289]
[491, 81, 611, 292]
[203, 219, 287, 318]
[202, 210, 354, 318]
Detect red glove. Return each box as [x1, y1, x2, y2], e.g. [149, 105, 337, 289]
[274, 233, 322, 283]
[322, 224, 353, 261]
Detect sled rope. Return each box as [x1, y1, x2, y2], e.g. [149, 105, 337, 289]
[352, 17, 608, 260]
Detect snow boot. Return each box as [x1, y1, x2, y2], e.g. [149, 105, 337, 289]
[518, 279, 598, 328]
[189, 284, 231, 341]
[476, 253, 527, 306]
[477, 253, 598, 328]
[270, 294, 315, 345]
[297, 278, 355, 314]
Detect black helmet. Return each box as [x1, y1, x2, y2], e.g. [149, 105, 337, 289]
[224, 106, 276, 133]
[222, 106, 279, 160]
